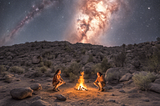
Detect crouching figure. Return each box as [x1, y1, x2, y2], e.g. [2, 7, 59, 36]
[94, 72, 106, 91]
[52, 69, 66, 91]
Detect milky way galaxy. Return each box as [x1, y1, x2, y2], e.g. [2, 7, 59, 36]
[0, 0, 61, 46]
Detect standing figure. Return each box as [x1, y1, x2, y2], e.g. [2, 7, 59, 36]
[94, 72, 106, 91]
[52, 69, 65, 91]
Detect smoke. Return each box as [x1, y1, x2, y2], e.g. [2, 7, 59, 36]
[65, 0, 129, 45]
[0, 0, 61, 47]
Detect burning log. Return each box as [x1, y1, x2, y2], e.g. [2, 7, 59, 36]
[75, 71, 88, 91]
[74, 86, 88, 91]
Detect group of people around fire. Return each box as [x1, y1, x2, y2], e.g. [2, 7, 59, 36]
[52, 69, 106, 92]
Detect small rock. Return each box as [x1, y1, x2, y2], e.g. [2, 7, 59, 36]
[111, 94, 115, 96]
[30, 79, 35, 82]
[143, 99, 150, 102]
[30, 83, 42, 91]
[10, 87, 33, 100]
[108, 99, 116, 102]
[105, 86, 113, 90]
[119, 89, 125, 93]
[47, 79, 52, 82]
[114, 83, 124, 89]
[16, 78, 21, 81]
[121, 104, 126, 106]
[127, 88, 137, 93]
[30, 100, 51, 106]
[0, 90, 6, 93]
[56, 94, 66, 101]
[4, 74, 14, 83]
[0, 56, 4, 59]
[128, 94, 141, 98]
[32, 96, 42, 101]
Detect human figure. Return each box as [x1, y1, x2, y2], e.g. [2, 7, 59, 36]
[93, 72, 106, 91]
[52, 69, 65, 91]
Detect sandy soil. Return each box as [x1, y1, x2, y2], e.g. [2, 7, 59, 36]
[0, 76, 160, 106]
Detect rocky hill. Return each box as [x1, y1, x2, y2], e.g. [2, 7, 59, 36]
[0, 40, 160, 72]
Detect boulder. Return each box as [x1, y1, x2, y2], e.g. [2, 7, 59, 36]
[30, 83, 42, 91]
[154, 78, 160, 84]
[10, 87, 33, 99]
[56, 94, 66, 101]
[150, 83, 160, 93]
[105, 68, 121, 84]
[120, 73, 133, 82]
[32, 56, 41, 64]
[30, 100, 51, 106]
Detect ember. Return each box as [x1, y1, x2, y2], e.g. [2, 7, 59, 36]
[75, 71, 88, 91]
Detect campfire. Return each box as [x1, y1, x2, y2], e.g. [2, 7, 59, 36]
[75, 71, 88, 91]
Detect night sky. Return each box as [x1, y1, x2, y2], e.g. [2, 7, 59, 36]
[0, 0, 160, 47]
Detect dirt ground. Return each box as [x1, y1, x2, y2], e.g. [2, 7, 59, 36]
[0, 76, 160, 106]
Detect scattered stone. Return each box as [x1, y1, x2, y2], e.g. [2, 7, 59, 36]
[105, 86, 113, 90]
[16, 78, 21, 81]
[0, 56, 4, 59]
[108, 99, 116, 102]
[150, 83, 160, 93]
[121, 104, 126, 106]
[119, 89, 125, 93]
[30, 100, 51, 106]
[32, 96, 42, 101]
[31, 79, 35, 82]
[120, 73, 132, 82]
[0, 90, 6, 93]
[30, 83, 42, 91]
[111, 94, 115, 96]
[127, 88, 137, 93]
[4, 74, 14, 83]
[128, 94, 141, 98]
[56, 94, 66, 101]
[142, 99, 150, 102]
[10, 87, 33, 100]
[46, 78, 52, 82]
[114, 83, 124, 89]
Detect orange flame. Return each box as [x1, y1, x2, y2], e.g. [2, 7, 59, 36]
[76, 71, 87, 91]
[70, 0, 120, 44]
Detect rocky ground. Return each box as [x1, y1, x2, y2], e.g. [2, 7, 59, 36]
[0, 40, 160, 106]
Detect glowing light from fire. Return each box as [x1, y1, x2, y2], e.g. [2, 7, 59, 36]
[76, 71, 87, 91]
[75, 0, 120, 44]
